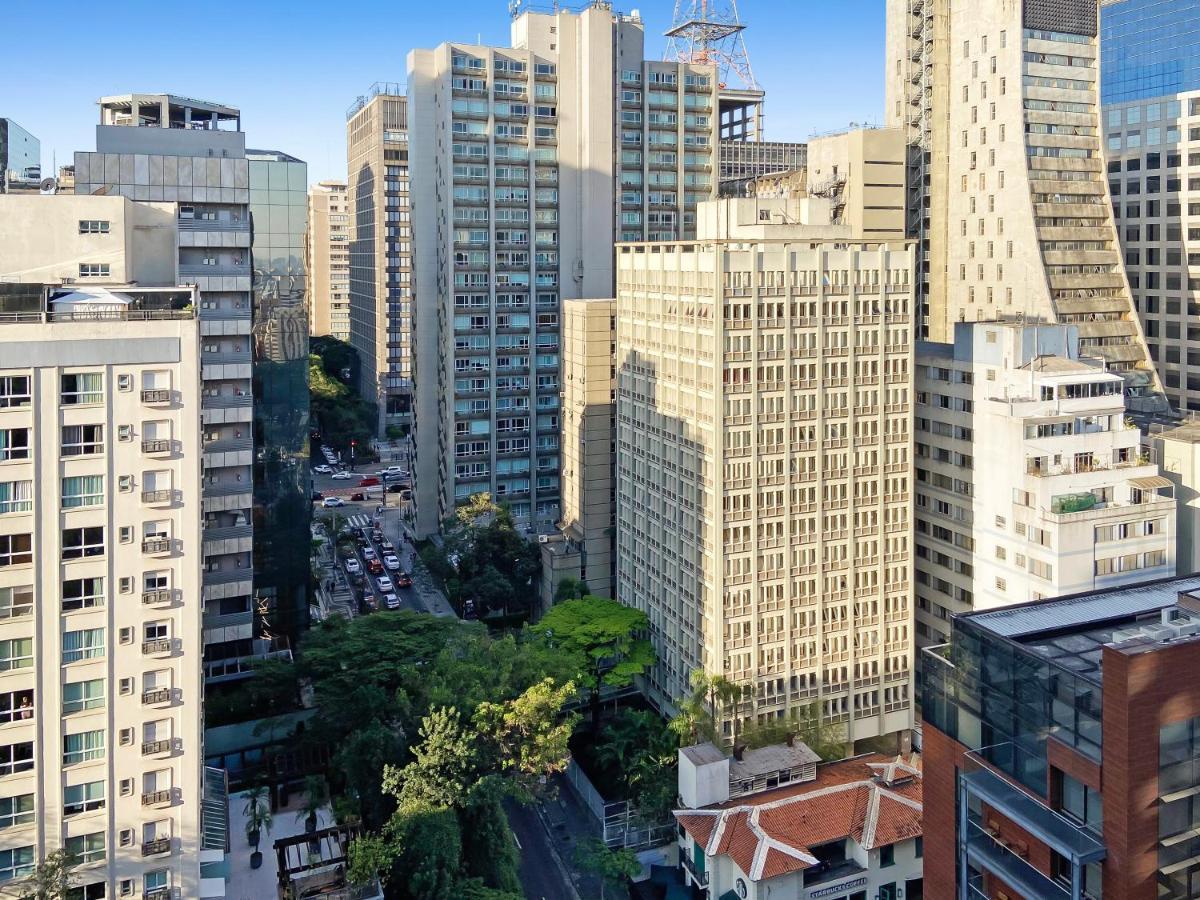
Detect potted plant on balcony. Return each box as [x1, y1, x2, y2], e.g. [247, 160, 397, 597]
[243, 784, 273, 870]
[296, 775, 327, 837]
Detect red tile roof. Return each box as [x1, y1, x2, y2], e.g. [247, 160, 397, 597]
[674, 753, 922, 883]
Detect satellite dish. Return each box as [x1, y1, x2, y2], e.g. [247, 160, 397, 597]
[39, 178, 58, 195]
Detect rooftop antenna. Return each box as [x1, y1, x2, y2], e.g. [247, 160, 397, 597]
[663, 0, 758, 90]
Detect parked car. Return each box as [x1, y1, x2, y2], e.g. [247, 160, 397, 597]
[396, 571, 413, 588]
[362, 547, 377, 560]
[344, 558, 362, 576]
[383, 592, 401, 610]
[358, 477, 381, 487]
[313, 464, 333, 474]
[383, 555, 401, 572]
[321, 497, 345, 508]
[376, 575, 394, 592]
[331, 470, 354, 480]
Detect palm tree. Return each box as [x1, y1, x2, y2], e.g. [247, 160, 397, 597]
[243, 784, 273, 869]
[296, 775, 328, 834]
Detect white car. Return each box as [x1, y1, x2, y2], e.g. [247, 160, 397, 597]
[321, 497, 345, 508]
[313, 464, 333, 474]
[344, 558, 362, 575]
[383, 555, 401, 572]
[382, 466, 405, 476]
[331, 471, 353, 480]
[376, 575, 394, 592]
[383, 592, 401, 610]
[362, 547, 377, 561]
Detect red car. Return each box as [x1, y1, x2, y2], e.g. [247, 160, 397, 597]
[396, 571, 413, 588]
[367, 559, 384, 576]
[358, 477, 381, 487]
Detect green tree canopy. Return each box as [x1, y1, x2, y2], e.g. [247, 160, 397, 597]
[532, 596, 656, 733]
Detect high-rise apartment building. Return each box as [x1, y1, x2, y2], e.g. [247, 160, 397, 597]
[72, 94, 307, 684]
[914, 320, 1177, 650]
[0, 119, 40, 190]
[0, 198, 207, 896]
[616, 131, 915, 741]
[346, 85, 412, 434]
[886, 0, 1166, 416]
[921, 574, 1200, 900]
[540, 298, 615, 605]
[306, 181, 351, 341]
[408, 3, 719, 536]
[1101, 0, 1200, 412]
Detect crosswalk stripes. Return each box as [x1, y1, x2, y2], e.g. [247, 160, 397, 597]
[347, 514, 371, 529]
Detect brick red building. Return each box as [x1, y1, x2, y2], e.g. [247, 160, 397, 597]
[921, 574, 1200, 899]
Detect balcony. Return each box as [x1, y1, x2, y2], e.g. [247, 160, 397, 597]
[142, 837, 172, 857]
[142, 439, 172, 455]
[142, 688, 174, 706]
[141, 389, 171, 404]
[680, 850, 709, 887]
[142, 790, 175, 808]
[142, 737, 180, 756]
[142, 638, 174, 655]
[142, 589, 173, 606]
[144, 888, 172, 900]
[178, 218, 249, 233]
[142, 537, 172, 555]
[141, 489, 173, 505]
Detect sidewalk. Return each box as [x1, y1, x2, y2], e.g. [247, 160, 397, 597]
[541, 772, 607, 898]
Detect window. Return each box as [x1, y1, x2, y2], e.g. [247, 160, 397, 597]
[63, 679, 105, 714]
[77, 264, 110, 278]
[0, 377, 30, 410]
[0, 428, 30, 461]
[62, 578, 103, 612]
[0, 586, 32, 620]
[0, 640, 32, 672]
[0, 846, 34, 882]
[1059, 772, 1102, 833]
[143, 871, 168, 893]
[61, 373, 103, 406]
[63, 628, 104, 664]
[64, 781, 105, 816]
[62, 526, 104, 559]
[61, 425, 103, 456]
[0, 743, 33, 776]
[62, 475, 104, 509]
[67, 883, 106, 900]
[880, 844, 895, 867]
[0, 794, 33, 829]
[78, 220, 110, 234]
[65, 833, 105, 864]
[0, 481, 31, 514]
[63, 730, 104, 765]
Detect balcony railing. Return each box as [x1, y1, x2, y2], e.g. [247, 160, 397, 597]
[141, 389, 171, 404]
[142, 837, 172, 856]
[142, 538, 171, 554]
[142, 638, 173, 655]
[142, 737, 179, 756]
[142, 590, 173, 606]
[142, 688, 173, 705]
[142, 789, 175, 807]
[141, 489, 173, 505]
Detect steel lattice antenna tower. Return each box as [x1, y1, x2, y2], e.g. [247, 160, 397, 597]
[663, 0, 757, 90]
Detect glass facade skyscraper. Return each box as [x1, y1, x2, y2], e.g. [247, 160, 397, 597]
[1101, 0, 1200, 103]
[247, 150, 311, 641]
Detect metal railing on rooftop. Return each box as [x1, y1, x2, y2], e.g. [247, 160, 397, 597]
[0, 309, 194, 324]
[347, 82, 406, 120]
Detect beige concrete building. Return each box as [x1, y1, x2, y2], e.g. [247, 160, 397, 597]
[306, 181, 350, 341]
[346, 85, 411, 434]
[1153, 421, 1200, 575]
[886, 0, 1166, 416]
[616, 145, 916, 742]
[0, 285, 206, 899]
[915, 321, 1177, 650]
[541, 298, 615, 604]
[408, 3, 719, 537]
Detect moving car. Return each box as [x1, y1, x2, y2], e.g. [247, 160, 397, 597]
[376, 575, 394, 592]
[311, 491, 324, 501]
[343, 558, 362, 575]
[321, 497, 345, 508]
[379, 539, 395, 553]
[358, 477, 381, 487]
[313, 464, 333, 474]
[396, 571, 413, 588]
[383, 592, 401, 610]
[350, 492, 366, 501]
[331, 470, 354, 480]
[386, 483, 405, 493]
[383, 555, 401, 572]
[367, 559, 384, 576]
[362, 547, 377, 560]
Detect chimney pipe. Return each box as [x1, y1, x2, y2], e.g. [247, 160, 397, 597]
[733, 743, 746, 761]
[786, 732, 795, 747]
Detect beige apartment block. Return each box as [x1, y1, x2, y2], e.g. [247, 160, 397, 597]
[306, 181, 350, 341]
[0, 291, 204, 900]
[617, 178, 916, 743]
[541, 298, 615, 604]
[346, 86, 411, 433]
[886, 0, 1165, 415]
[408, 3, 719, 536]
[914, 321, 1176, 650]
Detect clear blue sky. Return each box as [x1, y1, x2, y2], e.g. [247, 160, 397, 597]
[3, 0, 886, 185]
